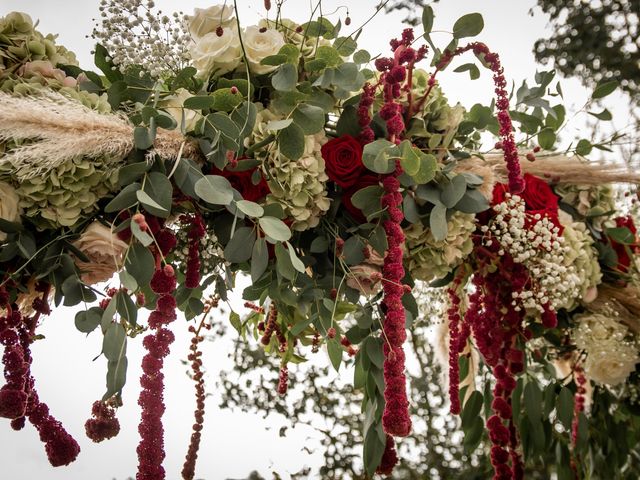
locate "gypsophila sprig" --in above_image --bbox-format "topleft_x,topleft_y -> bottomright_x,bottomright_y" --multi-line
485,194 -> 580,313
92,0 -> 190,77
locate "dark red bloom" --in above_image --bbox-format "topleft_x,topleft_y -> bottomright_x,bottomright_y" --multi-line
85,401 -> 120,443
320,135 -> 366,189
608,216 -> 640,274
376,434 -> 399,476
0,387 -> 27,419
150,266 -> 177,295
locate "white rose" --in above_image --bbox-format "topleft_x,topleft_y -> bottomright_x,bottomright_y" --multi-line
585,350 -> 638,386
0,181 -> 21,241
188,5 -> 235,40
162,88 -> 202,132
189,28 -> 242,78
72,221 -> 129,285
243,26 -> 285,75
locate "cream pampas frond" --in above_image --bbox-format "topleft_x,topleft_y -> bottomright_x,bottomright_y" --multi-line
0,91 -> 200,180
484,153 -> 640,185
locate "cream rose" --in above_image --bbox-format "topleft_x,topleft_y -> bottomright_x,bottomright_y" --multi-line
584,351 -> 638,386
188,5 -> 235,40
243,26 -> 285,75
189,27 -> 242,78
162,88 -> 202,132
72,221 -> 128,285
0,181 -> 21,241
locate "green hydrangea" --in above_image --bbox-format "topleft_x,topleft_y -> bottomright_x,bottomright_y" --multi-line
266,132 -> 330,231
558,212 -> 602,310
554,184 -> 616,231
406,70 -> 465,153
405,212 -> 476,282
0,12 -> 78,76
10,157 -> 119,229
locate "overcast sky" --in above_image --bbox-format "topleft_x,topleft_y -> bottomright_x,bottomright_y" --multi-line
0,1 -> 630,480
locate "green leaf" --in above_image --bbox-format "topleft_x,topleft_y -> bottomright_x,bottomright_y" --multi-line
259,216 -> 292,242
364,337 -> 384,369
327,338 -> 342,371
452,13 -> 484,39
461,391 -> 483,429
575,139 -> 592,156
455,188 -> 489,213
414,153 -> 437,184
173,158 -> 205,199
75,307 -> 103,334
266,119 -> 293,131
183,95 -> 216,110
537,128 -> 556,150
292,104 -> 325,134
343,236 -> 365,265
250,237 -> 269,283
104,356 -> 128,401
125,243 -> 155,287
94,44 -> 123,83
272,63 -> 298,92
136,190 -> 167,216
105,182 -> 141,213
278,123 -> 306,160
211,88 -> 243,112
353,49 -> 371,64
224,227 -> 256,263
463,416 -> 484,453
441,175 -> 467,208
141,171 -> 173,217
119,270 -> 138,291
133,126 -> 154,150
235,200 -> 264,218
422,6 -> 435,35
130,219 -> 153,246
103,322 -> 127,361
524,381 -> 543,421
285,241 -> 305,273
194,175 -> 234,205
399,141 -> 420,175
606,226 -> 636,244
310,236 -> 329,253
591,80 -> 618,99
453,63 -> 480,80
334,36 -> 357,56
118,162 -> 151,187
587,109 -> 613,121
430,203 -> 448,241
115,291 -> 138,326
362,139 -> 395,174
315,45 -> 343,68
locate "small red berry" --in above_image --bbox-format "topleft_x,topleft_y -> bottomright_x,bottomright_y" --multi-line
327,327 -> 337,339
526,152 -> 536,162
533,146 -> 541,153
215,26 -> 223,37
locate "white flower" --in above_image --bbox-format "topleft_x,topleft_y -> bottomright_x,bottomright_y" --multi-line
188,5 -> 235,40
72,221 -> 129,285
189,27 -> 242,78
584,351 -> 638,386
162,88 -> 202,132
243,26 -> 285,75
0,181 -> 21,241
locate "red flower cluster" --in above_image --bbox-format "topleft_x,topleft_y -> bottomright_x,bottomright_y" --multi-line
608,216 -> 640,274
181,323 -> 208,480
320,135 -> 365,189
446,276 -> 465,415
432,43 -> 524,194
0,287 -> 80,467
137,262 -> 178,480
380,172 -> 412,438
85,400 -> 120,443
376,434 -> 399,476
493,173 -> 562,231
181,213 -> 206,289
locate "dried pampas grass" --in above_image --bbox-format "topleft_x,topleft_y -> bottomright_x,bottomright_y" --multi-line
0,91 -> 201,180
483,153 -> 640,185
590,284 -> 640,334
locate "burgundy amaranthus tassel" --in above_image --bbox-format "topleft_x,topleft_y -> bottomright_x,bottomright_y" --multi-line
182,213 -> 206,289
376,434 -> 399,476
277,365 -> 288,395
0,286 -> 80,466
182,310 -> 211,480
261,303 -> 278,346
380,170 -> 412,438
137,260 -> 177,480
446,275 -> 465,415
85,400 -> 120,442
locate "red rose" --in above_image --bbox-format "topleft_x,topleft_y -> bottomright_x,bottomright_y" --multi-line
609,216 -> 640,273
492,174 -> 561,231
320,135 -> 365,189
213,166 -> 270,203
342,174 -> 380,223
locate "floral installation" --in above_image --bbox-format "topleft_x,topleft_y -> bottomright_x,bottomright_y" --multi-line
0,2 -> 639,480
